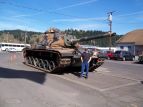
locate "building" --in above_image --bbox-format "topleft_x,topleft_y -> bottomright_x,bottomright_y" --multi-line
116,29 -> 143,56
80,45 -> 119,53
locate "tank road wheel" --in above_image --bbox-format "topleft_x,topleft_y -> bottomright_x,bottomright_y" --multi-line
28,57 -> 32,64
30,57 -> 35,65
49,61 -> 56,70
39,59 -> 44,68
33,58 -> 36,66
33,58 -> 38,67
41,60 -> 46,69
44,60 -> 51,71
35,58 -> 41,67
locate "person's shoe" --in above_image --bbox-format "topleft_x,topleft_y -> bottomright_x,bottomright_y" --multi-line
85,75 -> 88,79
79,75 -> 83,78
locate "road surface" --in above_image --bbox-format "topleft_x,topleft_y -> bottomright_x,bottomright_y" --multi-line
0,52 -> 143,107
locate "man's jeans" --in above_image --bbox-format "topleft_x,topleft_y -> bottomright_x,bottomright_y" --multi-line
81,61 -> 89,77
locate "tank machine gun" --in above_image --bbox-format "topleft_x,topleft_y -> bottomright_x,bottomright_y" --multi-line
23,28 -> 115,73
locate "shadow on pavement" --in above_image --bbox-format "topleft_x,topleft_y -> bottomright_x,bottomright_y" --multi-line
53,66 -> 98,77
53,67 -> 82,78
0,67 -> 46,84
133,61 -> 143,64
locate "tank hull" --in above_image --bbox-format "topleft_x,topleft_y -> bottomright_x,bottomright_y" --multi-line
23,48 -> 104,73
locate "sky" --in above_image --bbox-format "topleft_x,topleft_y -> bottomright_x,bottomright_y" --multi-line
0,0 -> 143,34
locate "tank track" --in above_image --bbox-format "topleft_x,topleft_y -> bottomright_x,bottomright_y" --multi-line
23,49 -> 61,73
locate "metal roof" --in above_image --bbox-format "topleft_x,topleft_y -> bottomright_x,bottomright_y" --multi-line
116,29 -> 143,45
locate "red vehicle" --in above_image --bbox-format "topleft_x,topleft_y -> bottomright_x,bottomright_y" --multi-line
106,51 -> 114,60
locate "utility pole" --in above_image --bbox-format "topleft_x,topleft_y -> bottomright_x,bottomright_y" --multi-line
25,31 -> 27,44
7,32 -> 9,43
107,11 -> 114,51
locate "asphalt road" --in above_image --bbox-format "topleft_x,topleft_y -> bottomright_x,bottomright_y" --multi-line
0,52 -> 143,107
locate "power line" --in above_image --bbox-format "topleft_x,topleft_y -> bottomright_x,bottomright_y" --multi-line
1,1 -> 143,20
0,1 -> 106,21
0,1 -> 81,18
115,10 -> 143,18
54,0 -> 97,11
0,0 -> 108,25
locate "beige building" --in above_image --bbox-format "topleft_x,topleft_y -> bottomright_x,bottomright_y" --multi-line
116,29 -> 143,56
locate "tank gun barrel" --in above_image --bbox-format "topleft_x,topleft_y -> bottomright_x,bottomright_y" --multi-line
70,32 -> 116,44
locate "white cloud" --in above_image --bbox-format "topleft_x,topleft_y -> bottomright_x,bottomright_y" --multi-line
0,21 -> 41,32
11,12 -> 43,18
0,15 -> 40,30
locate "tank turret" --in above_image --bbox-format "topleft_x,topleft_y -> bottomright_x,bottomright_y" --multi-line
39,28 -> 115,48
23,28 -> 115,73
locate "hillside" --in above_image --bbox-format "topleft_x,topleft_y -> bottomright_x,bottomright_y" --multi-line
0,29 -> 122,47
0,29 -> 42,44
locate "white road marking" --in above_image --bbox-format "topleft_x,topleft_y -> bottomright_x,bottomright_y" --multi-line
6,98 -> 21,104
54,75 -> 103,92
96,67 -> 108,71
130,103 -> 138,107
100,82 -> 140,92
97,72 -> 141,82
99,70 -> 111,73
54,74 -> 140,92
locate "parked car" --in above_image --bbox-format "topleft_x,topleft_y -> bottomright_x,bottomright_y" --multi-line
97,51 -> 108,59
106,51 -> 114,60
138,54 -> 143,63
113,50 -> 135,61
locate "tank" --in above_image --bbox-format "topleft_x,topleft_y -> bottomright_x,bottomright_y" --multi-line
23,28 -> 115,73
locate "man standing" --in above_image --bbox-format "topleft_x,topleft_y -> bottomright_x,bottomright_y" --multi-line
80,48 -> 91,78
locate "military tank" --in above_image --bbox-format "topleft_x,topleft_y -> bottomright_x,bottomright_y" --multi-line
23,28 -> 114,73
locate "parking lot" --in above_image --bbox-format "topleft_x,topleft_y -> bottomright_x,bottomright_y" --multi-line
0,52 -> 143,107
